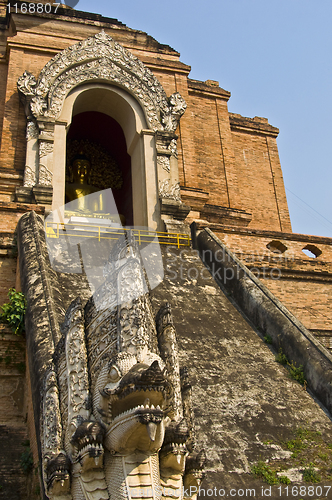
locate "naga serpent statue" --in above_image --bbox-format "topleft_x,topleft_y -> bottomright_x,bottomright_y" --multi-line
41,232 -> 205,500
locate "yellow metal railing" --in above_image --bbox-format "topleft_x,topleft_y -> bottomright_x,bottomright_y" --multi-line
45,222 -> 191,249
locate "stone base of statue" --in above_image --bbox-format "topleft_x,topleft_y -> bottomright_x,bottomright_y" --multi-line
65,216 -> 123,239
67,215 -> 121,226
65,211 -> 125,225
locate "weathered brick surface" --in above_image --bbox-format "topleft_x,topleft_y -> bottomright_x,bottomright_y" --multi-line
0,424 -> 29,499
151,247 -> 332,497
187,93 -> 230,206
0,257 -> 16,304
230,130 -> 286,231
0,331 -> 29,499
25,355 -> 39,468
214,228 -> 332,338
0,330 -> 26,422
260,278 -> 332,331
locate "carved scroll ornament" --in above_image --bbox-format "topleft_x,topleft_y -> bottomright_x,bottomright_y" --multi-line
159,179 -> 181,202
38,165 -> 53,186
26,121 -> 39,141
23,166 -> 36,187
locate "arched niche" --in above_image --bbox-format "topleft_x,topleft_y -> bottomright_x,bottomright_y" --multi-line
67,111 -> 133,226
17,31 -> 189,230
54,84 -> 157,228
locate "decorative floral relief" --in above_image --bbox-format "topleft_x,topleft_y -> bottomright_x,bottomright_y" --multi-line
169,92 -> 187,115
118,262 -> 145,305
157,156 -> 170,173
43,370 -> 62,456
38,165 -> 53,186
44,59 -> 164,132
23,166 -> 36,187
17,71 -> 37,96
26,121 -> 39,141
158,179 -> 181,202
17,31 -> 186,137
66,307 -> 90,420
39,141 -> 53,159
169,138 -> 178,157
30,95 -> 47,117
161,93 -> 187,133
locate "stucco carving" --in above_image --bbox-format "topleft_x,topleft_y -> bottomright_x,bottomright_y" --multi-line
169,138 -> 178,157
39,142 -> 53,159
23,166 -> 36,187
31,96 -> 48,117
17,31 -> 186,135
26,121 -> 39,141
157,156 -> 171,173
41,234 -> 204,499
38,165 -> 53,186
161,93 -> 187,132
159,179 -> 181,202
156,133 -> 178,166
17,70 -> 37,96
17,31 -> 187,196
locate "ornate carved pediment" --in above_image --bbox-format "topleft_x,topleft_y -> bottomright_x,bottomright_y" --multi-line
17,31 -> 186,133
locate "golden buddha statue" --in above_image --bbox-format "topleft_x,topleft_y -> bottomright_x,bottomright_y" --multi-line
65,153 -> 125,224
65,153 -> 104,214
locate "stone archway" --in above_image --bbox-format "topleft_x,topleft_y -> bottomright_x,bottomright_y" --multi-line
55,83 -> 156,227
17,31 -> 189,229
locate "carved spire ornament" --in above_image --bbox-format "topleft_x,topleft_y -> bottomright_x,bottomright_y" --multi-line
41,233 -> 204,499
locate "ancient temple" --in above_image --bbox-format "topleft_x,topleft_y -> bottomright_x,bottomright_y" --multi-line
0,2 -> 332,499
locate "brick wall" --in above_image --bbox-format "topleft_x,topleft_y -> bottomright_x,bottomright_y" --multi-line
230,131 -> 283,230
0,257 -> 16,305
213,227 -> 332,340
0,329 -> 29,499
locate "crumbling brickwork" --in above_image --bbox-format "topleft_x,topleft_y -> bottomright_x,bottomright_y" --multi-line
212,226 -> 332,347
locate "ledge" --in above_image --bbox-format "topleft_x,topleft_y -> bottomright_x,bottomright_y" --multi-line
229,113 -> 279,137
200,204 -> 252,226
195,222 -> 332,245
188,79 -> 231,100
6,4 -> 179,56
141,55 -> 191,74
180,188 -> 209,211
0,201 -> 45,214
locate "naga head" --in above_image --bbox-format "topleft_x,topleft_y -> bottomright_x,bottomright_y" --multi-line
160,418 -> 190,475
71,420 -> 106,472
183,450 -> 207,495
45,451 -> 71,497
96,352 -> 170,454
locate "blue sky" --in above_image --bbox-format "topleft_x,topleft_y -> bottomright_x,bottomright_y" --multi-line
76,0 -> 332,237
